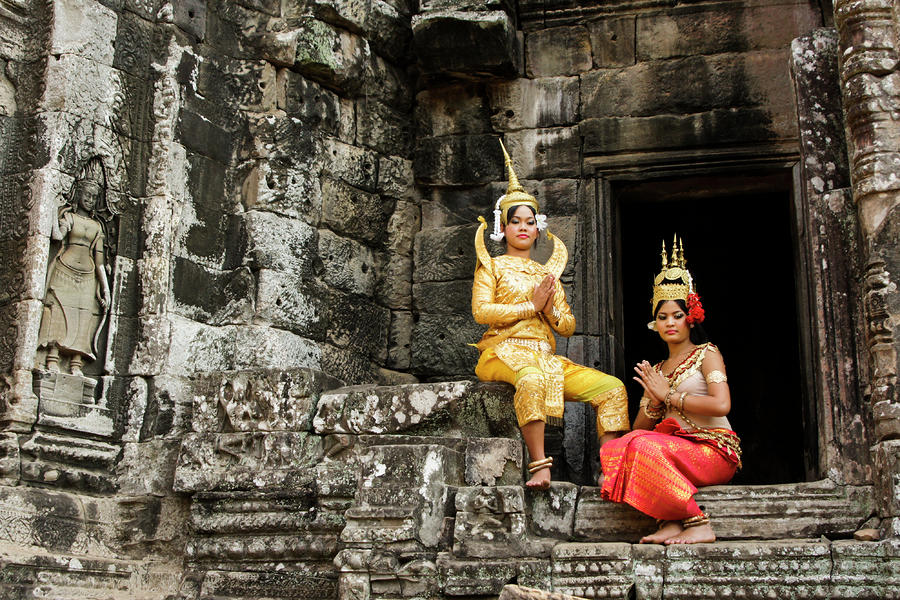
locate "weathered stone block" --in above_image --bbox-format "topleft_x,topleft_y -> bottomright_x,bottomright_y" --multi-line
501,127 -> 580,179
663,540 -> 832,598
454,486 -> 527,557
525,26 -> 591,77
574,480 -> 875,541
388,310 -> 414,369
196,56 -> 276,113
378,154 -> 415,199
386,200 -> 420,256
356,97 -> 412,156
20,432 -> 120,493
527,481 -> 578,539
550,542 -> 634,598
189,368 -> 341,434
321,177 -> 393,248
500,584 -> 590,600
318,229 -> 378,296
465,437 -> 523,486
233,325 -> 322,371
414,222 -> 478,283
241,158 -> 321,223
437,554 -> 518,596
33,371 -> 113,438
321,289 -> 390,359
314,380 -> 500,436
415,84 -> 492,137
197,567 -> 337,600
116,439 -> 182,496
255,270 -> 327,341
414,134 -> 505,186
635,4 -> 820,61
413,279 -> 473,314
113,9 -> 154,76
489,77 -> 580,131
166,315 -> 236,375
411,312 -> 483,377
322,137 -> 379,192
292,17 -> 371,95
587,16 -> 635,68
50,0 -> 117,65
241,210 -> 318,276
173,431 -> 323,492
413,10 -> 521,78
581,51 -> 795,120
172,0 -> 207,40
276,69 -> 344,137
320,343 -> 380,385
344,444 -> 462,547
177,110 -> 234,166
873,440 -> 900,517
0,485 -> 120,557
379,254 -> 413,310
172,258 -> 254,326
580,109 -> 790,155
831,540 -> 900,598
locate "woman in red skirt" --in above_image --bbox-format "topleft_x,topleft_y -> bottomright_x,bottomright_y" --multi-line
600,237 -> 741,544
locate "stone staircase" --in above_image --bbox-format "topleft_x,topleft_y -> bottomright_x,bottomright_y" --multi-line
316,380 -> 899,600
5,375 -> 893,599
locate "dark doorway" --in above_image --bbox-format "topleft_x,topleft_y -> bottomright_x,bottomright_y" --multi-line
615,170 -> 808,484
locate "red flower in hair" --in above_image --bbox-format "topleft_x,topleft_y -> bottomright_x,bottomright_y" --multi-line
686,293 -> 705,324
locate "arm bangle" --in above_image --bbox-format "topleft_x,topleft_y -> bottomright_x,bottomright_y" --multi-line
679,392 -> 687,412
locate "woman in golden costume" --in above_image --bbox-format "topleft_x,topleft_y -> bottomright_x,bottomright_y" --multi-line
600,238 -> 741,544
471,141 -> 630,490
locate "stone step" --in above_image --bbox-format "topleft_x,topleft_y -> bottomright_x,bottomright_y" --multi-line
435,539 -> 900,599
0,547 -> 180,600
573,479 -> 875,542
313,380 -> 519,438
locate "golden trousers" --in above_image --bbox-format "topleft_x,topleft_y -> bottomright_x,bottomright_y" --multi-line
475,344 -> 630,436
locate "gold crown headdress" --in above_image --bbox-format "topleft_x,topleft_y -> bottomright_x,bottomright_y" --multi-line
651,235 -> 695,314
489,140 -> 547,241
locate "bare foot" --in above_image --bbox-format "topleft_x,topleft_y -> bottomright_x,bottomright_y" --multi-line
525,466 -> 551,490
640,520 -> 684,544
664,523 -> 716,544
596,473 -> 604,488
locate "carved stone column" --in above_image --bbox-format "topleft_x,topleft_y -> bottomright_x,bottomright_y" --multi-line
834,0 -> 900,533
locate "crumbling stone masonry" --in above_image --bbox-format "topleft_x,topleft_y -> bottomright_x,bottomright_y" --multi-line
0,0 -> 897,598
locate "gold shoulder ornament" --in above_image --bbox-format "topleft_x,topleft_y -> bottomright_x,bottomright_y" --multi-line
543,230 -> 568,280
475,216 -> 494,275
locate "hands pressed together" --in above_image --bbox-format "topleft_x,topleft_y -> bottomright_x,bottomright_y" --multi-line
633,360 -> 669,405
532,274 -> 556,315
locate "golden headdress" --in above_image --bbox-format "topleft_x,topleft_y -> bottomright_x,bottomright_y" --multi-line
474,140 -> 565,278
651,235 -> 695,314
488,140 -> 546,241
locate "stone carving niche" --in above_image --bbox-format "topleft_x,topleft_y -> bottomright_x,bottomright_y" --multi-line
32,156 -> 119,440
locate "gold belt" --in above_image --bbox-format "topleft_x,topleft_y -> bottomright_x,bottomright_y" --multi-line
502,338 -> 552,355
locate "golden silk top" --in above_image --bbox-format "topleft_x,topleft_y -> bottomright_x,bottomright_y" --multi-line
471,219 -> 573,352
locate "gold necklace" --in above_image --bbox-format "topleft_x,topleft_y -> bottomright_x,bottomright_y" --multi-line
662,346 -> 698,376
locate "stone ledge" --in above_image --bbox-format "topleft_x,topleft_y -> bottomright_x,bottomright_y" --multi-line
575,479 -> 875,542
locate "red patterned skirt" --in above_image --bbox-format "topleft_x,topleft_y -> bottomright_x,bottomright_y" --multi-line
600,418 -> 740,521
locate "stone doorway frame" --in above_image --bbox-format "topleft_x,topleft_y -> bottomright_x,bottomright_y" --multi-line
579,142 -> 870,485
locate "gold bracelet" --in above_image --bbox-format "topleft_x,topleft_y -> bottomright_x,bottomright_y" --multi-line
679,392 -> 687,412
642,403 -> 665,420
664,388 -> 675,409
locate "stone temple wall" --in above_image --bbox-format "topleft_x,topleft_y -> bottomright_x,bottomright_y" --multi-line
409,0 -> 824,381
0,0 -> 896,598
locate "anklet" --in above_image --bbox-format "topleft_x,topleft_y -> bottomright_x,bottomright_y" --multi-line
527,457 -> 553,473
681,512 -> 710,528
